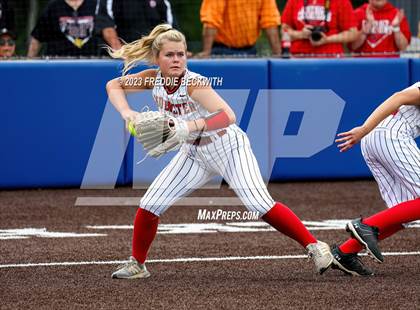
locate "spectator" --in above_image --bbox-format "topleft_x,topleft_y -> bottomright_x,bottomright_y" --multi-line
410,21 -> 420,53
282,0 -> 358,57
27,0 -> 119,57
199,0 -> 281,57
0,27 -> 15,58
351,0 -> 411,57
0,0 -> 15,31
98,0 -> 176,46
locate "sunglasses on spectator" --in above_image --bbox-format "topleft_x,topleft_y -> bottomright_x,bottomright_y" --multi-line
0,38 -> 15,46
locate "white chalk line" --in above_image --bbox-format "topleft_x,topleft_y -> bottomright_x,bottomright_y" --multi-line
2,220 -> 420,240
1,251 -> 420,269
75,197 -> 243,207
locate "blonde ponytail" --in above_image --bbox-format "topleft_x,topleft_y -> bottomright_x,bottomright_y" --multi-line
108,24 -> 187,75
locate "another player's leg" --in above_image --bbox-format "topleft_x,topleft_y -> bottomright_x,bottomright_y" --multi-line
340,132 -> 398,264
339,223 -> 403,257
213,131 -> 333,273
332,201 -> 419,277
347,198 -> 420,261
340,134 -> 420,263
332,134 -> 420,275
330,245 -> 374,276
331,222 -> 403,276
345,218 -> 382,263
360,133 -> 419,261
112,151 -> 214,279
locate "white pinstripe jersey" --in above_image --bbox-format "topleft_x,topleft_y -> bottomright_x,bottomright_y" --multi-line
142,70 -> 274,216
152,69 -> 224,140
376,82 -> 420,139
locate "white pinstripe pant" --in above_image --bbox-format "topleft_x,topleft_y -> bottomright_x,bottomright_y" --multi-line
361,128 -> 420,208
140,127 -> 275,216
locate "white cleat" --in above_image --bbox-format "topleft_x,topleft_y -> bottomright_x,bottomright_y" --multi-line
306,241 -> 334,274
111,256 -> 151,279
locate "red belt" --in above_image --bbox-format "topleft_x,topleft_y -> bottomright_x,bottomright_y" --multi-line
186,129 -> 227,146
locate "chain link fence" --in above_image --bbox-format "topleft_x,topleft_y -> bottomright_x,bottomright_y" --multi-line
4,0 -> 420,58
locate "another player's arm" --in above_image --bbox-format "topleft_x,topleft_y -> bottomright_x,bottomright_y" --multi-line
186,81 -> 236,132
106,69 -> 157,125
336,87 -> 420,152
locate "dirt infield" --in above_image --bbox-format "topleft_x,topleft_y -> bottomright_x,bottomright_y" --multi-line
1,181 -> 419,309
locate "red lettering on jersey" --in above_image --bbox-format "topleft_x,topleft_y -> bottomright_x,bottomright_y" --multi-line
154,93 -> 198,115
162,100 -> 196,115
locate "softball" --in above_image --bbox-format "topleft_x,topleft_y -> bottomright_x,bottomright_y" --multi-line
128,122 -> 137,137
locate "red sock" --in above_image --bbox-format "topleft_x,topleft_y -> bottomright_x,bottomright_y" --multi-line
132,208 -> 159,264
339,224 -> 403,254
262,202 -> 317,248
363,198 -> 420,230
339,199 -> 419,254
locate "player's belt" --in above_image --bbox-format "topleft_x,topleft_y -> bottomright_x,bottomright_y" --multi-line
187,129 -> 227,146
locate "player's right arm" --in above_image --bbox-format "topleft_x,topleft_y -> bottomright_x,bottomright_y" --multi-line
106,69 -> 157,125
336,86 -> 420,152
186,81 -> 236,133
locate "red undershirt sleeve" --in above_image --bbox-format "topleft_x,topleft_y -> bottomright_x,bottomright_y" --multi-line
204,110 -> 230,131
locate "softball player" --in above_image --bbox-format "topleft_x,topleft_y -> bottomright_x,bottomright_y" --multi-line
105,24 -> 333,279
332,82 -> 420,276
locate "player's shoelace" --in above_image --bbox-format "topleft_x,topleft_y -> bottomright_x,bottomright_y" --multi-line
116,258 -> 140,272
349,254 -> 365,267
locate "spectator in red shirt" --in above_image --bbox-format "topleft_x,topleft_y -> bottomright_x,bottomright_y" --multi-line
281,0 -> 358,57
350,0 -> 411,57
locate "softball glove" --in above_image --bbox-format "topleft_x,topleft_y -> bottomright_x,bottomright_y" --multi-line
128,111 -> 189,158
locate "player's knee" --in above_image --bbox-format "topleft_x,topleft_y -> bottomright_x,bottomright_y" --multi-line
139,197 -> 162,216
242,203 -> 268,217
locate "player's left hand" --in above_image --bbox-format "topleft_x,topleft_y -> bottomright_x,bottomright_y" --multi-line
169,118 -> 190,140
335,126 -> 367,152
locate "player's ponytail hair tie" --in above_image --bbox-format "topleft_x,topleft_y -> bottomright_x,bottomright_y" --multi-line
107,24 -> 187,76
